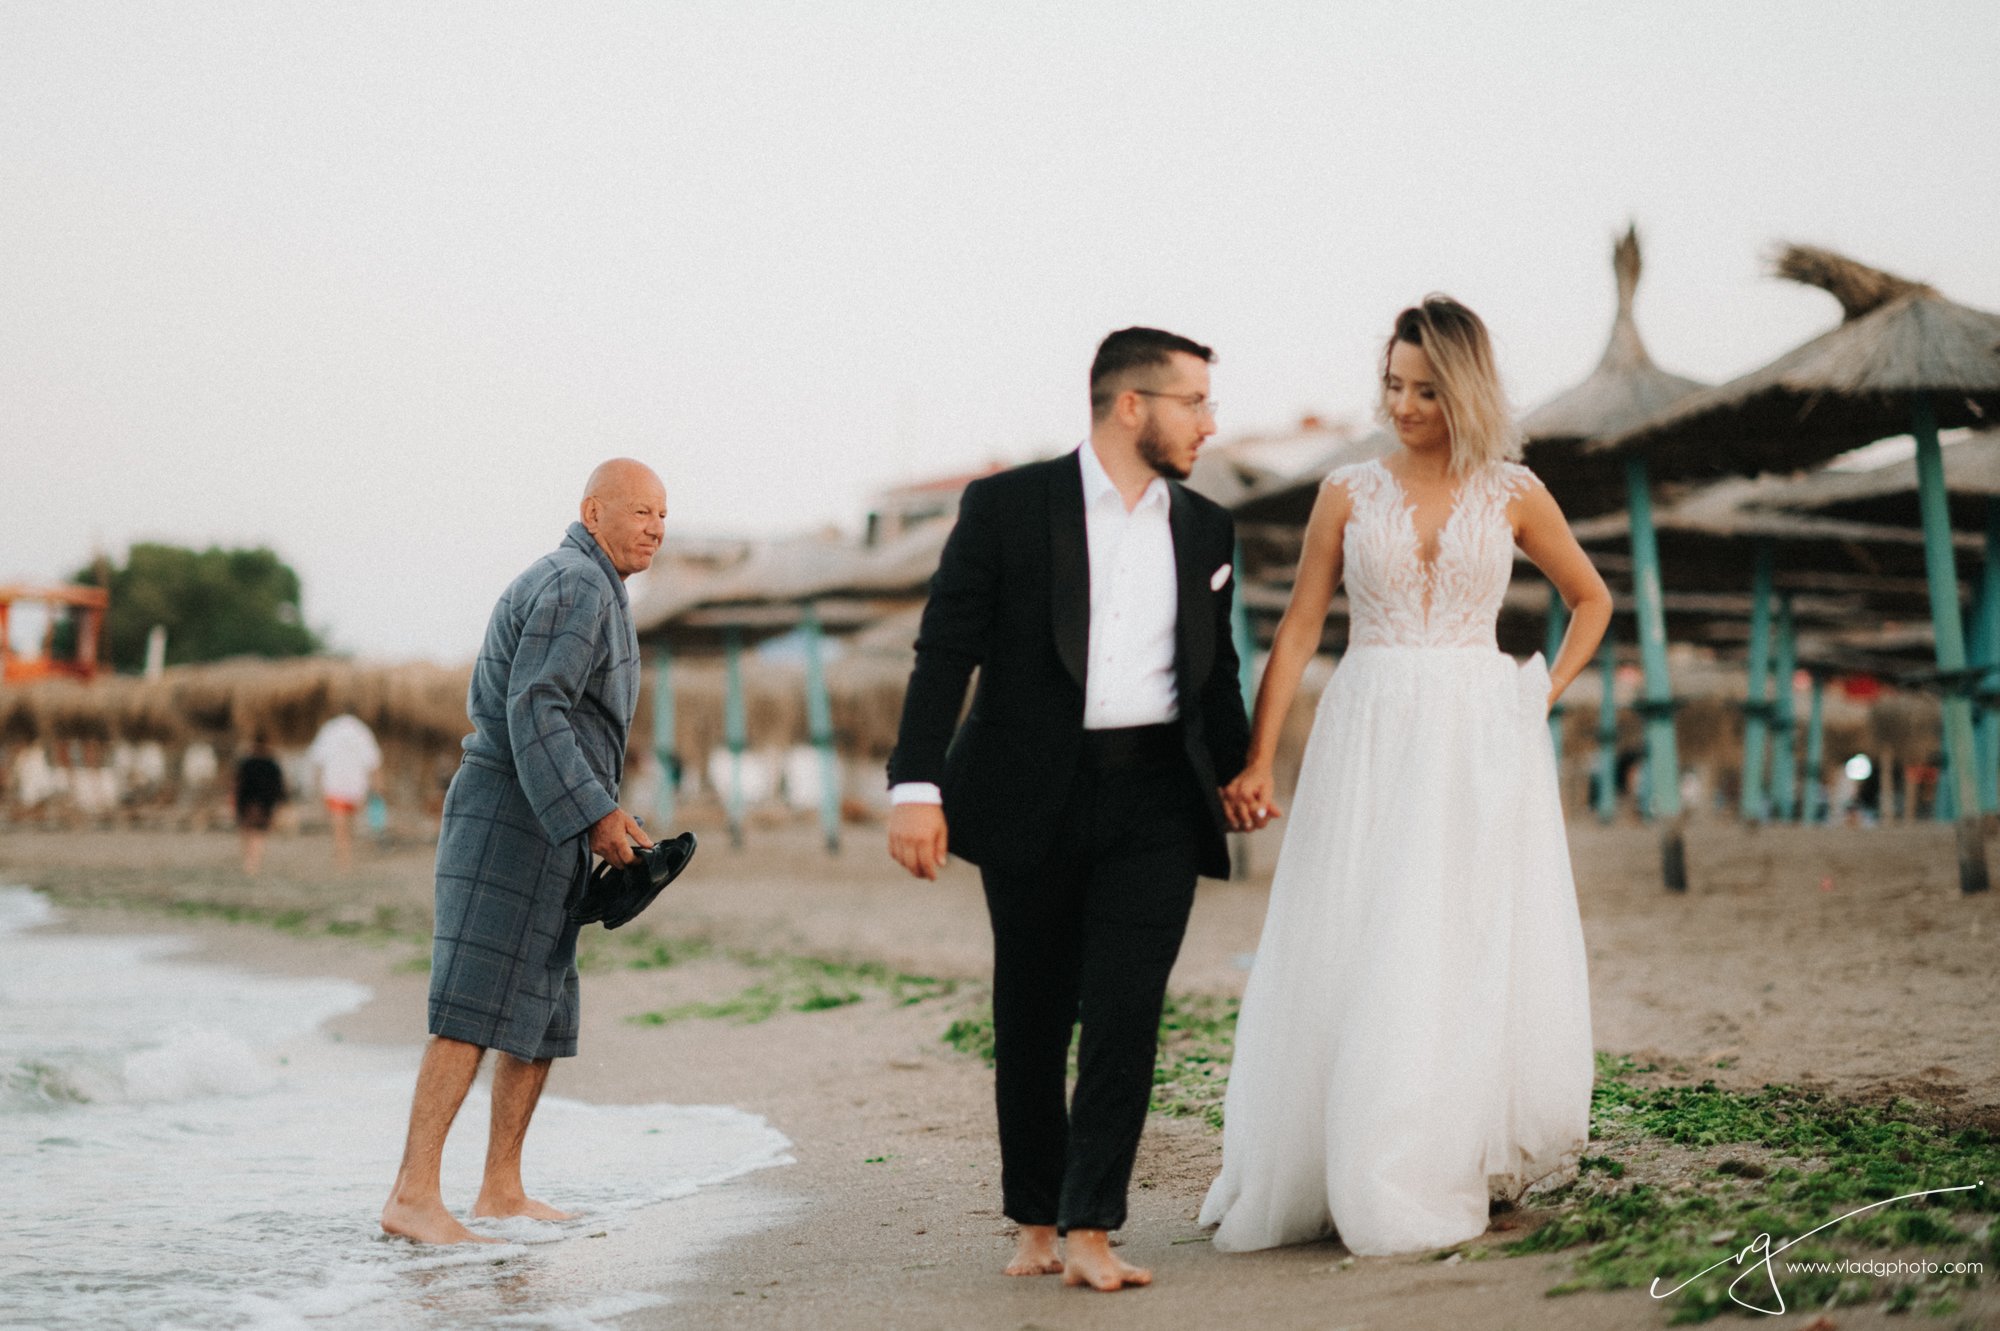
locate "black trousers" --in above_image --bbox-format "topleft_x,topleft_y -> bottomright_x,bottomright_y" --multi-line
978,722 -> 1206,1233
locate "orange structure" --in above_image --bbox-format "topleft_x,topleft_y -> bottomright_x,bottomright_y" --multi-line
0,584 -> 110,683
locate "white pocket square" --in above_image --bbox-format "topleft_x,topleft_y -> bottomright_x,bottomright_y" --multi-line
1210,563 -> 1233,591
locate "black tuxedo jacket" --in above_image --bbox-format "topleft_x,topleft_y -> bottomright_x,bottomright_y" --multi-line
888,450 -> 1252,879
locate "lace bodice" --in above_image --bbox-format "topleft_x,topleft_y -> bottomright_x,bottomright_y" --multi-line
1327,457 -> 1536,650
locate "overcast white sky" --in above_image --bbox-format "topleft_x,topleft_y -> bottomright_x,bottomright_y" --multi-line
4,2 -> 1996,661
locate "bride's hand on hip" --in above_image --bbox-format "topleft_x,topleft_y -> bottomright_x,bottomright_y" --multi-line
1223,767 -> 1283,832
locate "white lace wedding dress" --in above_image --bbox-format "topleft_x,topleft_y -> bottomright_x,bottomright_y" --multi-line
1198,456 -> 1593,1257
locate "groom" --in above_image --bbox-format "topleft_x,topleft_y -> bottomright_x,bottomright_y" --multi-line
887,327 -> 1251,1291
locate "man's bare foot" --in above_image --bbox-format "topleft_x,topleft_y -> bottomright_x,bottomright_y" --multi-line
1061,1229 -> 1150,1291
1002,1223 -> 1063,1276
380,1195 -> 500,1245
472,1192 -> 577,1222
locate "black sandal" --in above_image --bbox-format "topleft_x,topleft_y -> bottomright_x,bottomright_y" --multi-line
570,832 -> 698,929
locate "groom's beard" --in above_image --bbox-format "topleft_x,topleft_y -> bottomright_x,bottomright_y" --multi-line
1136,417 -> 1191,481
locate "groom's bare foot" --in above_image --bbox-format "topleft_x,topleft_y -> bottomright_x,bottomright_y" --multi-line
472,1189 -> 576,1222
380,1194 -> 500,1245
1061,1228 -> 1150,1291
1003,1223 -> 1064,1276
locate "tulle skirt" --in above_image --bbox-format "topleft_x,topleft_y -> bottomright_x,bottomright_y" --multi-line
1198,646 -> 1592,1256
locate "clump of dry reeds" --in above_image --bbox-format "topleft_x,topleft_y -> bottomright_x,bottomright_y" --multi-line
0,658 -> 475,751
1774,245 -> 1935,322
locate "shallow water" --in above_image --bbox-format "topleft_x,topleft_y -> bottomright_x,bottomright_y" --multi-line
0,887 -> 793,1329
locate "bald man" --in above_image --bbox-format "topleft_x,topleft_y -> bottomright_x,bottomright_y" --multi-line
382,459 -> 666,1245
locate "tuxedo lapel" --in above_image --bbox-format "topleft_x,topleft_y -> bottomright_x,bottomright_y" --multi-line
1169,484 -> 1214,690
1048,452 -> 1090,690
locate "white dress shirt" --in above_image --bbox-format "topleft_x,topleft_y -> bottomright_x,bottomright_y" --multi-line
892,443 -> 1180,806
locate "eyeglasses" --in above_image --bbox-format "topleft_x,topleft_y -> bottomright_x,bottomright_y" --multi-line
1134,390 -> 1218,419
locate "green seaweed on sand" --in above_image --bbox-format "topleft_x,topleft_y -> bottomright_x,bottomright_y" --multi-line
153,896 -> 427,947
1151,993 -> 1239,1129
629,984 -> 789,1026
624,950 -> 957,1027
1511,1054 -> 1997,1322
936,992 -> 1241,1128
938,1018 -> 1996,1322
575,928 -> 714,975
940,1009 -> 998,1064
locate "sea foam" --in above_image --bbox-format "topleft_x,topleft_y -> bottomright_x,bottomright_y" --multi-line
0,886 -> 794,1330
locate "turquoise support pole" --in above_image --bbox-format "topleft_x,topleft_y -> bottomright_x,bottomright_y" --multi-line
1739,540 -> 1775,823
723,626 -> 747,850
1594,634 -> 1618,824
1974,499 -> 2000,814
1231,540 -> 1257,713
1544,583 -> 1569,765
1625,455 -> 1686,889
801,602 -> 841,854
1770,595 -> 1799,821
651,651 -> 677,830
1802,675 -> 1825,824
1913,395 -> 1989,891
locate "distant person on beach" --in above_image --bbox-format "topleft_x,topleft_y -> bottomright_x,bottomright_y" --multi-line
887,328 -> 1254,1291
233,736 -> 285,875
306,713 -> 381,870
380,459 -> 660,1246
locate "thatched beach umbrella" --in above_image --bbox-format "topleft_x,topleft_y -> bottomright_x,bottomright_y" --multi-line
1603,246 -> 2000,891
1520,225 -> 1711,887
1736,429 -> 2000,814
633,522 -> 951,851
1735,428 -> 2000,528
1522,226 -> 1710,519
1222,430 -> 1397,652
1570,483 -> 1970,824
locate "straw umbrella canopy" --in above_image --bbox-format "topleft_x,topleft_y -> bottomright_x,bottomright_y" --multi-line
1569,476 -> 1980,596
1734,428 -> 2000,532
1598,248 -> 2000,479
1603,246 -> 2000,888
1514,226 -> 1710,882
632,521 -> 950,652
1184,446 -> 1287,512
1521,225 -> 1710,520
1734,430 -> 2000,816
1567,465 -> 1978,828
1226,429 -> 1397,607
629,519 -> 953,850
1567,490 -> 1965,676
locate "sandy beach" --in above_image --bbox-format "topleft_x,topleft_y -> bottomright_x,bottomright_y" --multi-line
5,817 -> 1996,1330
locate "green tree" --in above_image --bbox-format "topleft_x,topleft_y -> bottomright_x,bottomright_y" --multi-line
73,544 -> 322,671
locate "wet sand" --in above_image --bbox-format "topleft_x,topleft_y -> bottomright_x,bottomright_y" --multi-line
4,817 -> 1996,1329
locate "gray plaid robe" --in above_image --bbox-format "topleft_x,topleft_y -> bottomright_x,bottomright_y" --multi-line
427,522 -> 641,1060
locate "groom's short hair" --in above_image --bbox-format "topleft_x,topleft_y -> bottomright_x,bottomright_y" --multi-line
1089,327 -> 1215,420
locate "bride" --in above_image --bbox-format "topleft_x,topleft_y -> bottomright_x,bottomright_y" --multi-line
1199,295 -> 1611,1257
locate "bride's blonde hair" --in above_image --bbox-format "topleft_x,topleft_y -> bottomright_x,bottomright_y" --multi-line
1377,295 -> 1521,476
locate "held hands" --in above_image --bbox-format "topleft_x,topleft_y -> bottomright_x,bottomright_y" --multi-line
887,803 -> 950,881
1222,765 -> 1283,832
588,806 -> 653,868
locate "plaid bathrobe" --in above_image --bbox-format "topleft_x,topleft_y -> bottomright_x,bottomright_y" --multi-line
427,522 -> 641,1060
